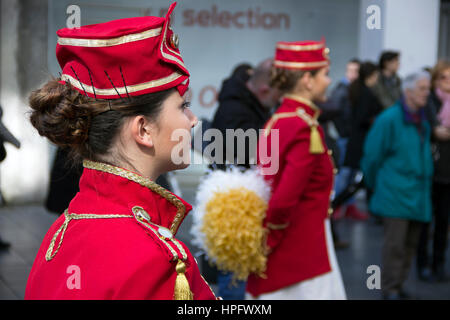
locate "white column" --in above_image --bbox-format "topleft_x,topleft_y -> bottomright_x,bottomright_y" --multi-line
358,0 -> 440,77
383,0 -> 440,77
0,0 -> 50,203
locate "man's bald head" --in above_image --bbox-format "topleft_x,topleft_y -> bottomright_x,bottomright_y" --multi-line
247,58 -> 281,109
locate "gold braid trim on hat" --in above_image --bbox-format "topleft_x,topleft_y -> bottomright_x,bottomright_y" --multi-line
57,27 -> 163,47
83,160 -> 186,234
276,42 -> 325,51
61,72 -> 183,97
273,60 -> 329,70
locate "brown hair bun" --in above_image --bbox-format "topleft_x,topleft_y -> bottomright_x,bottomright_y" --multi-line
29,79 -> 96,157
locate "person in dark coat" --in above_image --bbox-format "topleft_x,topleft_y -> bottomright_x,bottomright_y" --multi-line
207,59 -> 281,300
329,58 -> 360,140
343,62 -> 383,219
0,104 -> 21,249
210,59 -> 279,171
417,60 -> 450,282
345,62 -> 382,169
45,147 -> 83,214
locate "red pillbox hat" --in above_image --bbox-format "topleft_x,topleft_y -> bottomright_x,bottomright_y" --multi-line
274,40 -> 330,71
56,2 -> 189,99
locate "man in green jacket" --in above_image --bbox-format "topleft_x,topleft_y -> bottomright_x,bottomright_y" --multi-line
361,71 -> 433,300
372,51 -> 402,109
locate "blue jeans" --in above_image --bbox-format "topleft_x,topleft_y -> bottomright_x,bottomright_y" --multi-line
217,271 -> 246,300
334,138 -> 355,205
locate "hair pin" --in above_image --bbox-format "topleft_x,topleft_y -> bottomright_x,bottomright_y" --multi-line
87,68 -> 97,100
119,66 -> 131,101
70,66 -> 88,97
104,70 -> 122,99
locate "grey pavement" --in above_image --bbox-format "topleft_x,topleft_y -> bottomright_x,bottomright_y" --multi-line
0,203 -> 449,300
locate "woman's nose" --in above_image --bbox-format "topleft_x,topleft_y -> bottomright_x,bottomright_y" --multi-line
191,112 -> 198,129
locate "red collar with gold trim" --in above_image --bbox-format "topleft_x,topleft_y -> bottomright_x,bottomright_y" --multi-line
68,160 -> 191,236
282,94 -> 321,119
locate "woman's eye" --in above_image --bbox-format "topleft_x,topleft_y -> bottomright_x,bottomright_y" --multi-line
181,101 -> 191,110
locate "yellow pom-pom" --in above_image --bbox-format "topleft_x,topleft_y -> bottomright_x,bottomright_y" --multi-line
201,187 -> 268,283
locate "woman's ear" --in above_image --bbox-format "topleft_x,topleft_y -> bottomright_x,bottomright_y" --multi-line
302,72 -> 314,91
130,115 -> 154,148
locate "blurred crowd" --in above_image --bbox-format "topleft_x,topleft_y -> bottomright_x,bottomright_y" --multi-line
319,52 -> 450,299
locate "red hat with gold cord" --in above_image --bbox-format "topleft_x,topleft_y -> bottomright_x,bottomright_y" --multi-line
55,2 -> 189,99
274,39 -> 330,71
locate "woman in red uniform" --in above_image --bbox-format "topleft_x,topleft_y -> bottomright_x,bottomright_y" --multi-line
25,3 -> 216,300
247,40 -> 347,299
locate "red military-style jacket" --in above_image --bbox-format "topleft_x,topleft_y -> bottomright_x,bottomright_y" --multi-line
247,95 -> 335,297
25,160 -> 217,300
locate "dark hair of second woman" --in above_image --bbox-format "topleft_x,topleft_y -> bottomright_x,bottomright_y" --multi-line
29,78 -> 175,167
348,61 -> 378,108
270,67 -> 319,93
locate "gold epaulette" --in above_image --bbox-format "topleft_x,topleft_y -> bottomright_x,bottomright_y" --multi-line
263,111 -> 298,137
131,206 -> 193,300
263,95 -> 325,154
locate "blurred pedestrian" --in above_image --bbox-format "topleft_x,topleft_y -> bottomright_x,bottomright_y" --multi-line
341,61 -> 382,220
247,40 -> 346,300
45,147 -> 82,215
329,58 -> 360,144
0,104 -> 21,249
327,59 -> 360,222
210,59 -> 279,171
361,71 -> 433,300
372,51 -> 402,109
207,59 -> 280,300
417,60 -> 450,282
229,63 -> 254,83
321,58 -> 360,247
